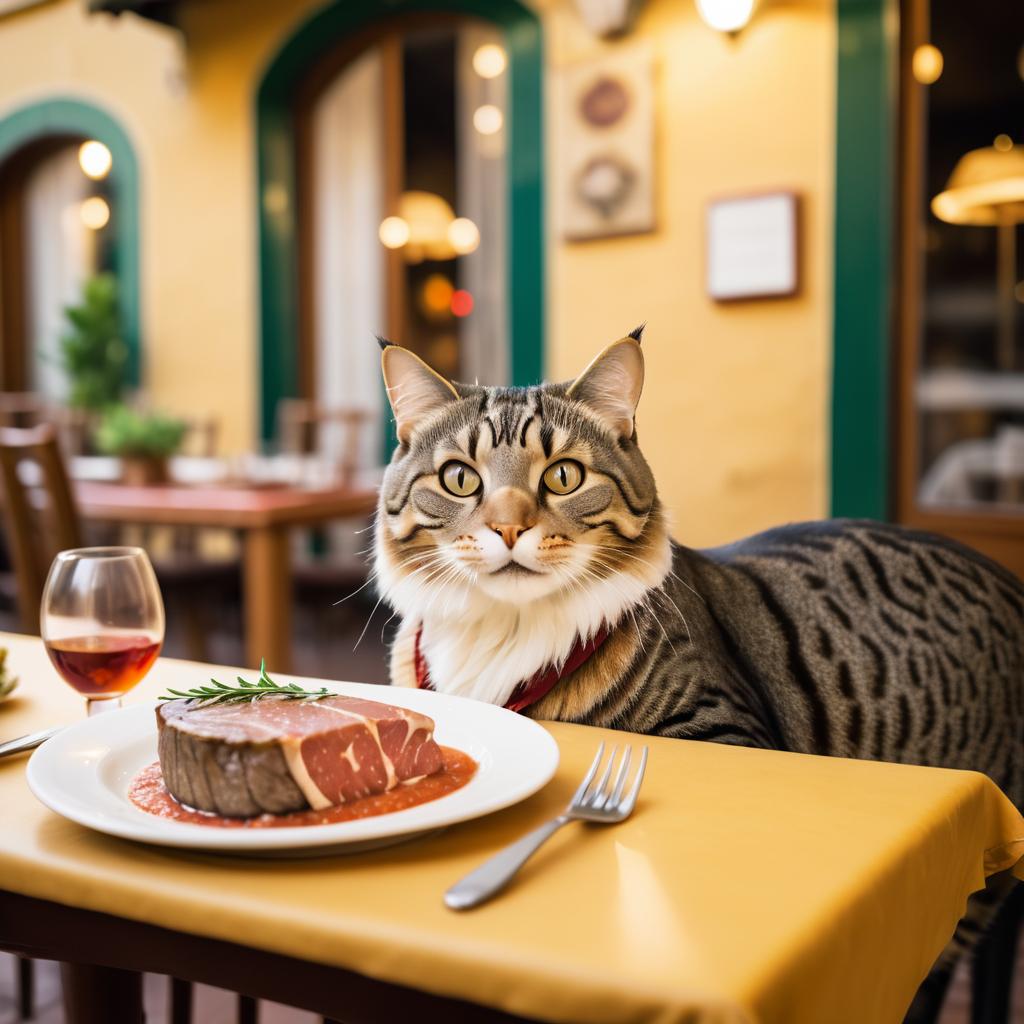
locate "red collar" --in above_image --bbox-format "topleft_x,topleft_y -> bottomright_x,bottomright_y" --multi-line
413,623 -> 610,713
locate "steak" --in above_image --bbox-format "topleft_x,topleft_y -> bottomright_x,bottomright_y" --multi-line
156,695 -> 444,817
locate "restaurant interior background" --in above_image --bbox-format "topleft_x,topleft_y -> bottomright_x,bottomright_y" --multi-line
0,0 -> 1022,1019
0,0 -> 1021,685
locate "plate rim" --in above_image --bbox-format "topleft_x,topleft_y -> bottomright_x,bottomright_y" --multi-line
26,687 -> 559,852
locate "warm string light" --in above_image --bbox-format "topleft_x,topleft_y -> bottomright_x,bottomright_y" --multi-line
448,218 -> 480,255
912,44 -> 944,85
379,216 -> 410,249
473,104 -> 503,136
80,196 -> 110,230
78,140 -> 112,180
472,44 -> 506,79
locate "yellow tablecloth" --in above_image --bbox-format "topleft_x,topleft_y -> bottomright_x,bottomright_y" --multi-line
0,632 -> 1020,1024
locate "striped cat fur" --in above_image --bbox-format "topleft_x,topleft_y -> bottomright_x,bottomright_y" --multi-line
374,331 -> 1023,1022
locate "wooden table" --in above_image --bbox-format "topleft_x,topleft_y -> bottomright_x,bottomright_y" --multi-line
1,634 -> 1022,1024
75,481 -> 377,673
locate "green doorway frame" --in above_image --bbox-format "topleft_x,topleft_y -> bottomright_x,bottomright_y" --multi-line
831,0 -> 898,520
255,0 -> 544,442
0,97 -> 142,387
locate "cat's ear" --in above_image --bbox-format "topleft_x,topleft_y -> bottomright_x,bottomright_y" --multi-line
380,343 -> 459,443
566,336 -> 644,437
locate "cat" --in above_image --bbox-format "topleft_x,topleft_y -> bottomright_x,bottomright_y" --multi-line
373,329 -> 1023,1022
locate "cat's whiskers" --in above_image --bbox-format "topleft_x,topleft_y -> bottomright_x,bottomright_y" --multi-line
583,551 -> 684,650
554,562 -> 647,657
576,559 -> 663,652
584,544 -> 689,629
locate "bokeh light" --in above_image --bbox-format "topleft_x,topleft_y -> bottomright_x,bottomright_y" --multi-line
451,289 -> 474,317
472,44 -> 507,79
78,140 -> 112,180
79,196 -> 110,230
379,216 -> 410,249
473,104 -> 503,136
994,134 -> 1013,152
448,217 -> 480,255
422,274 -> 455,316
912,44 -> 944,85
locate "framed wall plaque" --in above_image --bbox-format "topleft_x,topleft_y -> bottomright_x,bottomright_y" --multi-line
706,192 -> 800,302
559,41 -> 655,241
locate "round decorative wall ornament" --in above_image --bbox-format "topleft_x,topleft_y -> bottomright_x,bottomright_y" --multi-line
574,153 -> 636,218
579,75 -> 631,128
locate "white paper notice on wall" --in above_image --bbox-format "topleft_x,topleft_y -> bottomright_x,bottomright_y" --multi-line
706,193 -> 800,302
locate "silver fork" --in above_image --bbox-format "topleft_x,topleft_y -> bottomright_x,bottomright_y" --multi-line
444,742 -> 648,910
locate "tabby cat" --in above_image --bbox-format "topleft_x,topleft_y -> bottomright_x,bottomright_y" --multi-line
373,330 -> 1023,1021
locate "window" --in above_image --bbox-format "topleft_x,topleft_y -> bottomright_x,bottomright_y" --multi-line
896,0 -> 1024,575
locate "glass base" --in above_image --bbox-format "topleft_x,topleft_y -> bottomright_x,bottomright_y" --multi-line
86,696 -> 124,717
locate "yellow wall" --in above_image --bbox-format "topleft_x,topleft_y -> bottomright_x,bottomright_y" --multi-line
0,0 -> 834,545
543,0 -> 835,546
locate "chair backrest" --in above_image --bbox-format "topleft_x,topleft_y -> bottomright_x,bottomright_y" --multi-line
0,425 -> 83,633
0,391 -> 47,429
276,400 -> 372,485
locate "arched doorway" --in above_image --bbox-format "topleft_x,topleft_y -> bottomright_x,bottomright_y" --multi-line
0,97 -> 141,396
255,0 -> 544,446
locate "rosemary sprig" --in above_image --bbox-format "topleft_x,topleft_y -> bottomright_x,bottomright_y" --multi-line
158,659 -> 332,705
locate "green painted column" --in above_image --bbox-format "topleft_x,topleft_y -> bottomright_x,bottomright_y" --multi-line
831,0 -> 897,520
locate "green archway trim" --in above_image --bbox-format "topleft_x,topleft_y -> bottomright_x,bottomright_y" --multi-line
0,97 -> 142,386
830,0 -> 896,519
255,0 -> 544,441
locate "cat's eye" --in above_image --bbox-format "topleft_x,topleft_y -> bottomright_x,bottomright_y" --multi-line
439,460 -> 481,497
543,460 -> 584,495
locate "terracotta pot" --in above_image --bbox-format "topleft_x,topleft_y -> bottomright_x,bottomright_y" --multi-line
119,455 -> 170,486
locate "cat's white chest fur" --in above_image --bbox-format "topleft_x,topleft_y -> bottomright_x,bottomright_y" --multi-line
384,561 -> 667,706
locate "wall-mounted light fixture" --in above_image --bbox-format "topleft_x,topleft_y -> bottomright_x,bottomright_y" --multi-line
695,0 -> 756,33
573,0 -> 646,38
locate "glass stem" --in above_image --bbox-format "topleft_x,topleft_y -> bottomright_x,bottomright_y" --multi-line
87,697 -> 122,717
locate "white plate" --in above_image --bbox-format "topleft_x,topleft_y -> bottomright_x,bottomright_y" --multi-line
27,682 -> 559,855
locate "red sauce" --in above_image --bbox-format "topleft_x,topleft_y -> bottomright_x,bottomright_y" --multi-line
128,746 -> 477,828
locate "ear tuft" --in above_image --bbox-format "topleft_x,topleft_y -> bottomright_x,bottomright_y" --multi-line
628,323 -> 645,343
375,334 -> 393,351
566,338 -> 645,437
381,345 -> 459,443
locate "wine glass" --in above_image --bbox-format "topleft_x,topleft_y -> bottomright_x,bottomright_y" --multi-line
41,547 -> 164,716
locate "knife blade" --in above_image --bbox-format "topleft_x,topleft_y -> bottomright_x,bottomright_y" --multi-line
0,726 -> 61,758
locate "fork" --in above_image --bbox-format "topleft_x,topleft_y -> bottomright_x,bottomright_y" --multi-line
444,742 -> 648,910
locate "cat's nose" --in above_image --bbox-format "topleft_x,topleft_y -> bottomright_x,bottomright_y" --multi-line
490,523 -> 527,549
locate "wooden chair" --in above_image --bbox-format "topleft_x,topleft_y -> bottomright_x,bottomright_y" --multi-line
0,427 -> 244,1024
0,425 -> 82,633
275,400 -> 375,611
276,399 -> 372,486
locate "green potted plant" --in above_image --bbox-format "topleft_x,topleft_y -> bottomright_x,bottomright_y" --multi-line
94,404 -> 188,485
60,273 -> 128,411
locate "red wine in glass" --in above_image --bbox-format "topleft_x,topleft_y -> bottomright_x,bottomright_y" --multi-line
44,635 -> 162,698
41,547 -> 165,715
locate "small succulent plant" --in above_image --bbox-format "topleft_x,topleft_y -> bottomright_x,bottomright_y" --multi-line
0,648 -> 18,699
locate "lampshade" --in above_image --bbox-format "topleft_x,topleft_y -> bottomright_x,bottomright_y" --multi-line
931,145 -> 1024,225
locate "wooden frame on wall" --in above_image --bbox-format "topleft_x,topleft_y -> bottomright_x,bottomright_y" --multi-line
705,191 -> 800,303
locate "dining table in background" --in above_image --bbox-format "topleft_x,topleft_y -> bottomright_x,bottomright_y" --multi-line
0,632 -> 1022,1024
73,479 -> 378,673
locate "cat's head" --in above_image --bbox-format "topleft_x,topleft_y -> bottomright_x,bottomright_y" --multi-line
374,329 -> 670,621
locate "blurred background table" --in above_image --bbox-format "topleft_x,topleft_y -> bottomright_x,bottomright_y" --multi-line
74,478 -> 378,672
